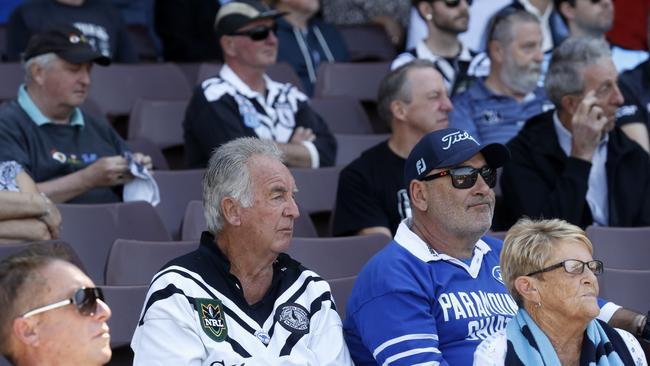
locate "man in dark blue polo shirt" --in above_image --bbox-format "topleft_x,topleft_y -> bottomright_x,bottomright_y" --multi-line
0,24 -> 151,203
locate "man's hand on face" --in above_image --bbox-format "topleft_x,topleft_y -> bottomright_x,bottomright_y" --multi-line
570,90 -> 609,162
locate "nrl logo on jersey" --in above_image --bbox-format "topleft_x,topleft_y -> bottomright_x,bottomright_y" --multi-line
276,303 -> 310,335
196,298 -> 228,342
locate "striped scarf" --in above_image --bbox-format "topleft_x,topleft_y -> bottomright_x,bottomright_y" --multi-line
505,309 -> 635,365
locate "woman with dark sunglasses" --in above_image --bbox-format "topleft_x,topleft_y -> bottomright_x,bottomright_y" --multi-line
474,218 -> 646,366
0,252 -> 112,366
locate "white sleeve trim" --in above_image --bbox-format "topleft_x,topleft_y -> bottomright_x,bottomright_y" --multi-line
382,347 -> 441,366
597,302 -> 621,323
301,141 -> 319,168
373,333 -> 439,358
615,328 -> 648,366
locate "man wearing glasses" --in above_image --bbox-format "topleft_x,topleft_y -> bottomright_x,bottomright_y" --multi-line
343,127 -> 649,365
0,252 -> 111,365
501,37 -> 650,229
393,0 -> 485,96
183,0 -> 336,169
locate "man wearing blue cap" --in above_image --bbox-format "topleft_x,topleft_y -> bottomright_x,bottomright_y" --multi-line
343,128 -> 647,365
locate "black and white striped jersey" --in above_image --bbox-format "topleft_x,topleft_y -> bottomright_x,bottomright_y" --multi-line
131,232 -> 352,366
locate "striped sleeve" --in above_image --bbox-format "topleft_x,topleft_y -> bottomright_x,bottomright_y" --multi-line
351,291 -> 449,366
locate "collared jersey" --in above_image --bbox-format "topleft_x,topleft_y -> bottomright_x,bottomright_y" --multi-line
450,79 -> 555,145
344,221 -> 517,366
183,64 -> 336,168
131,232 -> 352,366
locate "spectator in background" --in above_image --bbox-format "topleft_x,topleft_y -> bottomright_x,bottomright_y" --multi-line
154,0 -> 223,62
183,0 -> 336,168
555,0 -> 647,72
393,0 -> 485,96
501,37 -> 650,229
0,25 -> 152,203
322,0 -> 410,48
271,0 -> 349,96
450,10 -> 554,144
498,0 -> 568,53
7,0 -> 138,63
616,13 -> 650,153
0,252 -> 112,366
333,60 -> 452,238
0,161 -> 61,243
132,137 -> 352,365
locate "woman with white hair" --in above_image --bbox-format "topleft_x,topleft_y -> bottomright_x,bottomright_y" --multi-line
474,218 -> 647,365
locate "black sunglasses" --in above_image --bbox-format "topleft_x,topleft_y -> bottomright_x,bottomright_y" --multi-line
525,259 -> 604,277
230,24 -> 277,41
436,0 -> 473,7
22,287 -> 104,318
420,165 -> 497,189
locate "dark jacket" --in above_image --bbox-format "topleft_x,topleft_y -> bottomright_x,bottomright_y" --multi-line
500,110 -> 650,228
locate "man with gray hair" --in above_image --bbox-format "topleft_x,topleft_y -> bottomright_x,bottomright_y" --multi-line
450,9 -> 555,144
131,137 -> 352,365
333,60 -> 452,237
501,36 -> 650,229
0,24 -> 151,203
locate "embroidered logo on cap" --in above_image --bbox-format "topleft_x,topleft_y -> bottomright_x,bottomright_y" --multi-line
276,303 -> 309,335
441,130 -> 479,150
196,298 -> 228,342
416,158 -> 426,175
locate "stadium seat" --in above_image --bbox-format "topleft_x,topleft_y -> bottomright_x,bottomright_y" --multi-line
335,133 -> 390,166
105,239 -> 199,285
154,169 -> 205,239
0,63 -> 23,103
586,226 -> 650,270
126,138 -> 170,170
102,285 -> 149,347
286,234 -> 391,279
87,63 -> 192,118
329,275 -> 357,319
0,240 -> 84,271
337,24 -> 396,62
57,201 -> 171,284
180,200 -> 318,240
310,96 -> 373,134
290,166 -> 342,215
598,268 -> 650,313
128,99 -> 188,150
196,62 -> 304,92
314,62 -> 390,101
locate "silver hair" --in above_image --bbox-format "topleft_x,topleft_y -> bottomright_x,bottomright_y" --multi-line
202,137 -> 284,234
23,53 -> 58,84
487,9 -> 539,54
544,37 -> 612,109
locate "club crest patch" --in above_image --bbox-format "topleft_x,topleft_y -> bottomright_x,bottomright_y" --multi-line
196,298 -> 228,342
276,303 -> 310,335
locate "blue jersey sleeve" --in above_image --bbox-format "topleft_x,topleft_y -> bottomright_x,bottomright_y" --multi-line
351,291 -> 450,366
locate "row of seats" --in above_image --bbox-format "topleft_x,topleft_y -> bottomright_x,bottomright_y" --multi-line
0,23 -> 398,64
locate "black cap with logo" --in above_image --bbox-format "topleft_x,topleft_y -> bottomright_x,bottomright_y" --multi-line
23,24 -> 111,66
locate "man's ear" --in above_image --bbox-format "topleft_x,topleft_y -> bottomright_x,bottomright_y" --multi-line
514,276 -> 541,304
220,197 -> 242,226
409,180 -> 429,212
488,40 -> 505,65
12,317 -> 39,347
417,1 -> 434,21
560,94 -> 580,116
30,63 -> 46,86
558,1 -> 576,23
220,36 -> 237,58
390,99 -> 407,122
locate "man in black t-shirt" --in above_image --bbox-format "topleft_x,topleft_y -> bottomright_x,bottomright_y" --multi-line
333,60 -> 453,237
0,25 -> 151,203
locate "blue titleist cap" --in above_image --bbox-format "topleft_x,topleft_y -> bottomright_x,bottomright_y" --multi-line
404,128 -> 510,194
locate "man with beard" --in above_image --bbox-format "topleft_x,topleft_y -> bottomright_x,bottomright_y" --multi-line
392,0 -> 485,96
449,10 -> 554,144
501,37 -> 650,229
